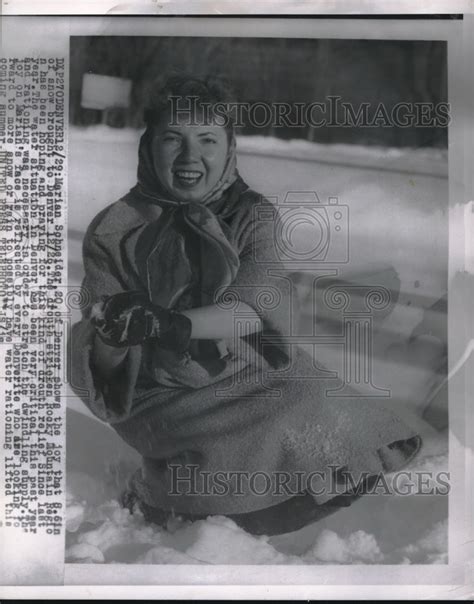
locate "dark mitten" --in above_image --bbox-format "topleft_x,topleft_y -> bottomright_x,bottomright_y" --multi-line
90,291 -> 192,352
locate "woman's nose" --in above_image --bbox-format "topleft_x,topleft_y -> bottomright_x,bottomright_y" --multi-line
177,138 -> 199,164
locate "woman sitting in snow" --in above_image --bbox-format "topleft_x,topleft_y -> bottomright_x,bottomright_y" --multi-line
71,74 -> 422,535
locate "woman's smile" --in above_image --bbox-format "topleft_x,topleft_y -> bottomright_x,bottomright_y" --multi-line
152,113 -> 229,202
173,168 -> 204,188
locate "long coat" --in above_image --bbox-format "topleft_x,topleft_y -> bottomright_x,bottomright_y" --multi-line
70,183 -> 421,516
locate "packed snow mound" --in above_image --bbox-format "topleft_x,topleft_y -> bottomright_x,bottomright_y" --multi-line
303,529 -> 383,564
65,498 -> 297,565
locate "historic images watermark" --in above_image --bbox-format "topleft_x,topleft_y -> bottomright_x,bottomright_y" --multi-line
168,464 -> 451,498
168,95 -> 451,129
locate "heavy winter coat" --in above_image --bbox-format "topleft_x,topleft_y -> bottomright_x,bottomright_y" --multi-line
70,186 -> 422,515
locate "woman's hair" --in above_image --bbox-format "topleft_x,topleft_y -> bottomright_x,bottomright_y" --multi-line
144,73 -> 237,140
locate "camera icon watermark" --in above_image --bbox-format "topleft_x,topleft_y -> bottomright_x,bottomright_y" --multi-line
214,190 -> 393,400
253,191 -> 349,265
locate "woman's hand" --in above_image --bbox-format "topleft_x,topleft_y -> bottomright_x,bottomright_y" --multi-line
90,291 -> 192,352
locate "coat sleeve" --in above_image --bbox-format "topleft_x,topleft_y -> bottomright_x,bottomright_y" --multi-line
217,199 -> 295,370
69,228 -> 143,423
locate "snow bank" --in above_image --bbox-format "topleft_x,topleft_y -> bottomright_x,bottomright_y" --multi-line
70,126 -> 448,173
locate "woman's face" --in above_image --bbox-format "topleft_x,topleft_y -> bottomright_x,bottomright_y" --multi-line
152,112 -> 229,202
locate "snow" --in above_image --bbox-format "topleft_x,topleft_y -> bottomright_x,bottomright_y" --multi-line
304,529 -> 383,564
67,125 -> 454,566
69,125 -> 448,169
65,418 -> 449,565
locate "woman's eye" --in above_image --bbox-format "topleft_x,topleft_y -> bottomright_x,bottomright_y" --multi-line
161,134 -> 181,144
201,137 -> 217,144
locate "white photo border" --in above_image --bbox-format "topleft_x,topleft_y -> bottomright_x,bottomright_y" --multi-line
0,4 -> 472,600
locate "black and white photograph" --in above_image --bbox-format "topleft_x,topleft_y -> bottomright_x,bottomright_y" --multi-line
0,5 -> 472,598
66,34 -> 451,565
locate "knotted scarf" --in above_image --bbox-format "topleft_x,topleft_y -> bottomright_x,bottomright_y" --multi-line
130,125 -> 250,371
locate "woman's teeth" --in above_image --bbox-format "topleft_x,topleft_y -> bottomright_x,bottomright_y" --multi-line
174,170 -> 203,185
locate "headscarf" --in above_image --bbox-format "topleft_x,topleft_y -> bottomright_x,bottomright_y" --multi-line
136,125 -> 241,209
130,123 -> 249,364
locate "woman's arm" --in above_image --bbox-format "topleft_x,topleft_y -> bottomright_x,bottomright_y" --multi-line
91,301 -> 261,371
180,302 -> 261,339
